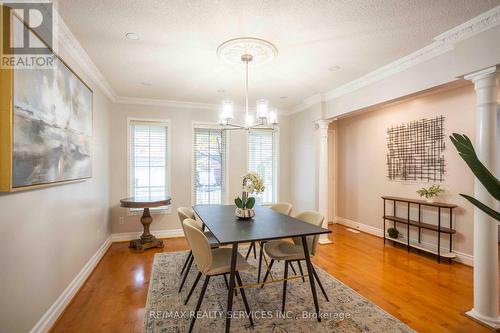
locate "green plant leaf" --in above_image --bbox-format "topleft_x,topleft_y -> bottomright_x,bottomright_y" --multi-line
246,197 -> 256,209
450,133 -> 500,201
460,194 -> 500,222
235,197 -> 243,208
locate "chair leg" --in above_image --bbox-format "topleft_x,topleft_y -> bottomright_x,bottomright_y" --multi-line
312,266 -> 329,302
245,242 -> 255,260
297,260 -> 305,282
282,261 -> 289,313
236,272 -> 254,327
184,272 -> 202,305
179,255 -> 194,293
223,274 -> 237,296
180,251 -> 192,275
257,242 -> 264,283
260,259 -> 275,288
252,242 -> 257,259
188,275 -> 210,333
289,261 -> 297,275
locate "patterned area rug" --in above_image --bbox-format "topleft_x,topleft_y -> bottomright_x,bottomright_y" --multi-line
143,249 -> 414,333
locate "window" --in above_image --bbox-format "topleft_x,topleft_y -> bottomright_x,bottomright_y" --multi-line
193,127 -> 226,204
128,120 -> 169,208
248,130 -> 277,203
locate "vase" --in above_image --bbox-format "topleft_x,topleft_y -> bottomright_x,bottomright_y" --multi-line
426,197 -> 434,203
235,208 -> 255,220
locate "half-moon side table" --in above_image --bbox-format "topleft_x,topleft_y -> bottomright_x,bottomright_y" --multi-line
120,196 -> 171,252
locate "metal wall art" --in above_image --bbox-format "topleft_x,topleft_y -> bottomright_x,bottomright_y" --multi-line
386,116 -> 445,182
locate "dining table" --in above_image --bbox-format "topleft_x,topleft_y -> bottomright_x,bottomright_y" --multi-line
192,204 -> 332,333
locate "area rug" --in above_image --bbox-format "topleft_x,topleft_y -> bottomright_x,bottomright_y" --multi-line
143,249 -> 414,332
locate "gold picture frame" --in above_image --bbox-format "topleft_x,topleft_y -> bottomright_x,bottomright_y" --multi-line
0,5 -> 93,192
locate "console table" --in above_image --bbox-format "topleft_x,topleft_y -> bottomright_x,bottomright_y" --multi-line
382,196 -> 457,263
120,196 -> 171,252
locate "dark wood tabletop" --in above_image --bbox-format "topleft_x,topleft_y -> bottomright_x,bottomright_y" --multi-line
120,196 -> 171,209
193,204 -> 331,244
381,196 -> 457,208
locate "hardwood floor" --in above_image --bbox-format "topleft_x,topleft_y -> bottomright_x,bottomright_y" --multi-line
51,224 -> 495,333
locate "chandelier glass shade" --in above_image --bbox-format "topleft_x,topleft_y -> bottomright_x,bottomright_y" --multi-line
217,38 -> 278,131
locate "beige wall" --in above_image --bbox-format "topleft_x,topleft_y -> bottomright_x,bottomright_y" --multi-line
0,56 -> 112,331
335,85 -> 477,256
109,104 -> 291,234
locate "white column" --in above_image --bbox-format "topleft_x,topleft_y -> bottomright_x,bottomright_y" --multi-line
316,119 -> 333,244
464,66 -> 500,329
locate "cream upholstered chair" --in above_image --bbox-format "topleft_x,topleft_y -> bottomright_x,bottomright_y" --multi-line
246,202 -> 293,260
261,211 -> 329,312
177,207 -> 220,294
182,219 -> 253,332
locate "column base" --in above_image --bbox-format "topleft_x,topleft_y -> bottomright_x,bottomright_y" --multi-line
465,309 -> 500,330
318,235 -> 333,245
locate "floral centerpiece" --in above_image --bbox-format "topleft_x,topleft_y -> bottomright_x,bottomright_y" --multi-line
235,172 -> 265,220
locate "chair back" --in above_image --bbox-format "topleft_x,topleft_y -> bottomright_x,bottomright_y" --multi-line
178,207 -> 204,231
292,211 -> 324,256
183,219 -> 212,274
267,202 -> 293,216
177,207 -> 195,222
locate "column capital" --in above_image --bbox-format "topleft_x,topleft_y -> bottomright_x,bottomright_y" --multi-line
314,119 -> 333,130
464,66 -> 498,82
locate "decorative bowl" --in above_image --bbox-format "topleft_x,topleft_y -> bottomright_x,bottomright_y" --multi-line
235,208 -> 255,220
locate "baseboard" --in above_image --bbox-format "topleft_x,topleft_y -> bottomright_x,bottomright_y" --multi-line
30,236 -> 112,333
334,216 -> 473,266
111,228 -> 184,242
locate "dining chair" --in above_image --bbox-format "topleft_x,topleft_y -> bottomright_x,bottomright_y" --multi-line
246,203 -> 293,261
182,218 -> 253,333
246,203 -> 293,283
177,207 -> 220,294
260,210 -> 329,313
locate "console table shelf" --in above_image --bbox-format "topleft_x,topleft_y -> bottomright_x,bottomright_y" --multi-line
382,196 -> 458,263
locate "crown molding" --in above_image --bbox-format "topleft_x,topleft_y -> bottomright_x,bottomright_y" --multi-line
53,10 -> 117,102
434,5 -> 500,44
290,5 -> 500,114
289,93 -> 323,114
115,96 -> 215,110
115,96 -> 291,115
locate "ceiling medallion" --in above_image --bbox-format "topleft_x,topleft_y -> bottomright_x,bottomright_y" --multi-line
216,37 -> 279,131
217,37 -> 278,67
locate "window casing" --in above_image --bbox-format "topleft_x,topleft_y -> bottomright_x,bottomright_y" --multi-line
247,129 -> 277,203
128,120 -> 170,211
193,126 -> 227,205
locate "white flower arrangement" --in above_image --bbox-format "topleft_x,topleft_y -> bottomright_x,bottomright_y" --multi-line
235,172 -> 265,210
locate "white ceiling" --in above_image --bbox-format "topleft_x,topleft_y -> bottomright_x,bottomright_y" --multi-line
57,0 -> 500,111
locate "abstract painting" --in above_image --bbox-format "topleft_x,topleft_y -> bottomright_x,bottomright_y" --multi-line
386,116 -> 445,182
7,18 -> 93,189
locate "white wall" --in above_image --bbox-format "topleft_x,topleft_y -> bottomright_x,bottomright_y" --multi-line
289,103 -> 321,213
335,85 -> 477,256
0,54 -> 112,332
109,104 -> 291,234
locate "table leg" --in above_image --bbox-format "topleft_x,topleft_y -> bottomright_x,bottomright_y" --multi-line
302,236 -> 320,322
129,208 -> 163,252
257,242 -> 263,283
225,243 -> 238,333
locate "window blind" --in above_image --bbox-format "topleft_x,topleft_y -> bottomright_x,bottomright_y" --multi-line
248,130 -> 277,203
193,127 -> 226,205
129,121 -> 168,201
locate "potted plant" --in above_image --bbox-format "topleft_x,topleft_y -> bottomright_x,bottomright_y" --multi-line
235,172 -> 265,220
416,184 -> 444,203
387,227 -> 399,239
450,134 -> 499,222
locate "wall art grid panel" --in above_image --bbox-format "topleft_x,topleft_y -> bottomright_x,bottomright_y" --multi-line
386,116 -> 445,182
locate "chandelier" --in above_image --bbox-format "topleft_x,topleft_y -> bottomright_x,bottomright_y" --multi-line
216,38 -> 279,130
